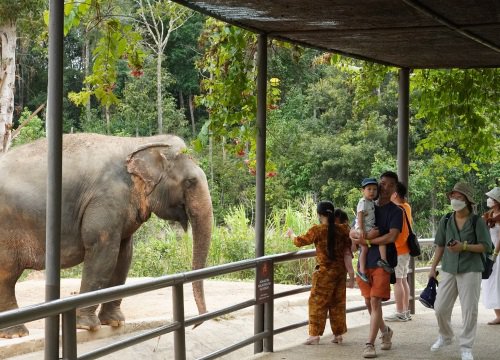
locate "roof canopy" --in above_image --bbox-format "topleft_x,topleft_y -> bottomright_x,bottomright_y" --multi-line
174,0 -> 500,68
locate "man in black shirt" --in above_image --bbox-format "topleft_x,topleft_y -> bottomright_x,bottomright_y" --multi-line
351,171 -> 403,358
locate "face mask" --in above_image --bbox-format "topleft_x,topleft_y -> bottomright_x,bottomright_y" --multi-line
450,198 -> 467,211
487,198 -> 497,208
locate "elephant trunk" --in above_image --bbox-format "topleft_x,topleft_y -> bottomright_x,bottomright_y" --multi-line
186,170 -> 213,318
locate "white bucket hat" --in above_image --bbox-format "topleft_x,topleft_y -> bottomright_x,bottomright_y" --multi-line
485,187 -> 500,203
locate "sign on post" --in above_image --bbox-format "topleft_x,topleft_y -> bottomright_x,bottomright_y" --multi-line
256,260 -> 273,304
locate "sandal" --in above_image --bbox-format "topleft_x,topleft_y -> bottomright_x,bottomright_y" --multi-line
304,335 -> 320,345
331,335 -> 343,344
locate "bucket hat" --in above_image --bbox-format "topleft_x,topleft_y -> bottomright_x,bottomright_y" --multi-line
447,182 -> 476,205
361,177 -> 378,188
485,187 -> 500,203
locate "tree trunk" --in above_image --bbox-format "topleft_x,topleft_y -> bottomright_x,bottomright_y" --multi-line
17,52 -> 23,113
84,37 -> 91,124
157,50 -> 163,134
105,105 -> 110,134
189,93 -> 195,135
179,90 -> 184,109
0,21 -> 17,153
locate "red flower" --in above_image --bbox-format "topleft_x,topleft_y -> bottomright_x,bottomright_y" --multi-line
236,149 -> 245,157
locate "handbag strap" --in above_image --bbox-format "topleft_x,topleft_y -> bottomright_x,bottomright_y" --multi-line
444,212 -> 478,243
400,206 -> 413,233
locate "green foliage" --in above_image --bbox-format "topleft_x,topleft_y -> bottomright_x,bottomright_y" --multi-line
127,199 -> 322,283
412,68 -> 500,168
196,19 -> 258,145
11,108 -> 46,147
0,0 -> 45,23
195,19 -> 280,173
130,215 -> 192,276
63,1 -> 146,110
114,57 -> 188,137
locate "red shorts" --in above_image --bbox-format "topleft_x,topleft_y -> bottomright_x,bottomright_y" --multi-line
356,267 -> 391,301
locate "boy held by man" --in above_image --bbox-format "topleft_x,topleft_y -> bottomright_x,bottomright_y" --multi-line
354,178 -> 394,282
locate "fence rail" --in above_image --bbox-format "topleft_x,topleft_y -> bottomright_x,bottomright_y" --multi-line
0,240 -> 436,360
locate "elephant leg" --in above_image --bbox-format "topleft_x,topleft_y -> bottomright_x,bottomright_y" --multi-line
0,266 -> 29,338
99,236 -> 133,327
76,231 -> 121,331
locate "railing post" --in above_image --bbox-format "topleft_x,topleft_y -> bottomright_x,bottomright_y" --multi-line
46,0 -> 64,358
254,32 -> 268,354
263,282 -> 274,352
173,283 -> 186,360
397,67 -> 414,313
409,257 -> 416,313
62,309 -> 77,360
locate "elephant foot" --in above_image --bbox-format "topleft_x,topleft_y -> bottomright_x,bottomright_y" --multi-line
76,312 -> 101,331
0,324 -> 29,339
98,306 -> 125,327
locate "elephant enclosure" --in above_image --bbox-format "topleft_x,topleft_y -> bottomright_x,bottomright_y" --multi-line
1,276 -> 323,359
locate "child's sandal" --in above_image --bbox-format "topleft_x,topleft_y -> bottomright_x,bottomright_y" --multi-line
331,335 -> 343,344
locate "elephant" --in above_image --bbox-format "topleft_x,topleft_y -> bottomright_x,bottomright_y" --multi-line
0,133 -> 213,338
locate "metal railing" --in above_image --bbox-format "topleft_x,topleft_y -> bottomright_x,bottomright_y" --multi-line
0,239 -> 435,360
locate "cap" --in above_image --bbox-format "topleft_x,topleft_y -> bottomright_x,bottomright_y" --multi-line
485,187 -> 500,203
447,182 -> 476,205
361,177 -> 378,188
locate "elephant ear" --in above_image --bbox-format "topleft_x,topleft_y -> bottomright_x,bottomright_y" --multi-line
126,143 -> 172,195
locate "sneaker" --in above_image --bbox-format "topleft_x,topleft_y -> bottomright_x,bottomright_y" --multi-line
356,271 -> 370,283
405,310 -> 412,320
362,343 -> 377,358
377,259 -> 395,273
380,326 -> 393,350
461,349 -> 474,360
384,312 -> 408,322
430,336 -> 453,351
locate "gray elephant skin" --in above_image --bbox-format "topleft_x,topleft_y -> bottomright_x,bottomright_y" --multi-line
0,133 -> 213,338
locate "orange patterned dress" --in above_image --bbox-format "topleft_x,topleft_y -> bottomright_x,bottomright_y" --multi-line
294,223 -> 351,336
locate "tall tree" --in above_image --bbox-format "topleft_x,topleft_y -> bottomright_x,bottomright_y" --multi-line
66,0 -> 145,133
0,0 -> 44,152
166,12 -> 204,137
135,0 -> 192,134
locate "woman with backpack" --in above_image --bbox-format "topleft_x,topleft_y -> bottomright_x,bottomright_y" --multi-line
428,182 -> 493,360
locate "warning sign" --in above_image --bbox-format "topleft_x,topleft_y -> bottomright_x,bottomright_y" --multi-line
256,260 -> 273,304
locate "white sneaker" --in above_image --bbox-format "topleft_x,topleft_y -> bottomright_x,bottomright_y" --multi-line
384,311 -> 408,322
461,349 -> 474,360
430,336 -> 453,351
405,310 -> 412,320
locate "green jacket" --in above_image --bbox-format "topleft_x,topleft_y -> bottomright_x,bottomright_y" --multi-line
434,212 -> 493,274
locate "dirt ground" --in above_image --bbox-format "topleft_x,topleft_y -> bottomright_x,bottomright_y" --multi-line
0,274 -> 368,359
3,274 -> 497,360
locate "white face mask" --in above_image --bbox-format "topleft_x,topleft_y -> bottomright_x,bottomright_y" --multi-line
451,198 -> 467,211
487,198 -> 497,208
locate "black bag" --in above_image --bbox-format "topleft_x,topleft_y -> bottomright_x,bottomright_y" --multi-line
419,275 -> 438,309
481,254 -> 494,280
401,207 -> 421,257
